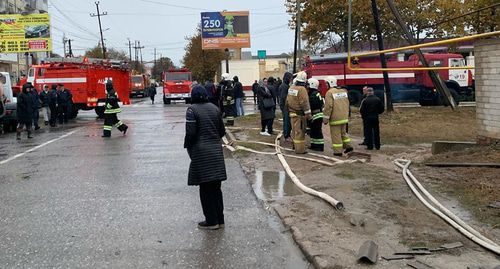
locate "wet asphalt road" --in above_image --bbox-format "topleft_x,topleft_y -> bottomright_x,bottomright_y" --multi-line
0,99 -> 308,268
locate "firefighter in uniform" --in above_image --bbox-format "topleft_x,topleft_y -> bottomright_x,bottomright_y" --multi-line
307,78 -> 324,151
285,71 -> 311,154
323,76 -> 353,156
220,73 -> 236,126
102,81 -> 128,137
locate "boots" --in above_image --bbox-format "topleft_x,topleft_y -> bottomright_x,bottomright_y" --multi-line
16,128 -> 22,140
27,130 -> 33,139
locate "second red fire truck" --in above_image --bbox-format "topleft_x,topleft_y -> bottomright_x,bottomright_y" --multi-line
304,52 -> 474,106
162,68 -> 193,105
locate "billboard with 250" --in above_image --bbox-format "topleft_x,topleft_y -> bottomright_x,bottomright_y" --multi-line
201,11 -> 250,50
0,14 -> 52,53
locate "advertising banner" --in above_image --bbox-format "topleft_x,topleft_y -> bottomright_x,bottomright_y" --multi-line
0,14 -> 52,53
201,11 -> 250,50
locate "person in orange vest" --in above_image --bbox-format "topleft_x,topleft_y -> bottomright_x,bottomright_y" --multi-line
323,76 -> 353,156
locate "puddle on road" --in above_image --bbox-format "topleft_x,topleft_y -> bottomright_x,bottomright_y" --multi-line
253,170 -> 302,201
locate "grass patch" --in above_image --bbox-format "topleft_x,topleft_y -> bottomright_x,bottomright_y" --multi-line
348,106 -> 476,145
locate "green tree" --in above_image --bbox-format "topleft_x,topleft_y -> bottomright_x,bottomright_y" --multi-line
84,44 -> 129,61
285,0 -> 469,52
182,29 -> 225,83
152,57 -> 174,81
464,0 -> 499,33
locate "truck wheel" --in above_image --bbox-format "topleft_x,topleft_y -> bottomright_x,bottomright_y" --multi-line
95,106 -> 105,118
348,90 -> 362,106
185,98 -> 191,104
163,98 -> 171,105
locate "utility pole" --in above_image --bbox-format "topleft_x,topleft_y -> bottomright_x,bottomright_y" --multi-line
385,0 -> 456,109
63,34 -> 67,57
292,0 -> 301,73
139,41 -> 143,66
370,0 -> 393,111
224,48 -> 229,73
90,1 -> 108,59
67,39 -> 74,58
127,38 -> 132,62
153,48 -> 157,79
132,41 -> 144,72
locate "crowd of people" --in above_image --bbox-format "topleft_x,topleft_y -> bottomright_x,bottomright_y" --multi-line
15,82 -> 73,140
198,71 -> 385,155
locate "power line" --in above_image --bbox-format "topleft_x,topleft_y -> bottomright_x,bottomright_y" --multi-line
139,0 -> 207,11
50,0 -> 100,39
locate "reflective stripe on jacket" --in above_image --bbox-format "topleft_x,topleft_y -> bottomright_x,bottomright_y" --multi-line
285,85 -> 311,116
323,87 -> 350,125
104,92 -> 121,114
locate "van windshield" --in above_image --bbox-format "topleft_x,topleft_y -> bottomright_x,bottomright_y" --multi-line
166,73 -> 191,81
132,76 -> 143,83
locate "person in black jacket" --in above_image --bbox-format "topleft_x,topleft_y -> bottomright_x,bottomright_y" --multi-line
257,78 -> 276,136
251,80 -> 259,104
57,84 -> 72,124
184,85 -> 227,230
16,83 -> 34,140
233,76 -> 244,117
307,78 -> 324,151
102,81 -> 128,137
279,72 -> 293,141
149,83 -> 157,104
39,84 -> 50,126
359,87 -> 384,150
48,85 -> 58,127
219,73 -> 235,126
30,85 -> 41,130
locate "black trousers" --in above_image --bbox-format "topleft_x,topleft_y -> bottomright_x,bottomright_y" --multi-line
150,95 -> 155,104
365,117 -> 381,149
49,105 -> 58,126
103,113 -> 127,137
309,117 -> 324,151
58,105 -> 68,124
261,118 -> 274,133
199,181 -> 224,226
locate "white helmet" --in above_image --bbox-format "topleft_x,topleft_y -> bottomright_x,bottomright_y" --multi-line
294,71 -> 307,83
307,78 -> 319,89
325,76 -> 337,88
221,73 -> 231,81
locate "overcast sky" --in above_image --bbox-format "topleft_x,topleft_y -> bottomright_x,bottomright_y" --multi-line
48,0 -> 294,65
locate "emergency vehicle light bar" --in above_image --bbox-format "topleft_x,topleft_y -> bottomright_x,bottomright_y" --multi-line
347,0 -> 500,72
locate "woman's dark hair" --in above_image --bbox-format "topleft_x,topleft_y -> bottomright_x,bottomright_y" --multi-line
191,85 -> 208,103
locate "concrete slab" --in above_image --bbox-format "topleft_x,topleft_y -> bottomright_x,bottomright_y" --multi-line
431,141 -> 477,154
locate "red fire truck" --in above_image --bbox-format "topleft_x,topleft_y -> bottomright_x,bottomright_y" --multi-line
26,58 -> 131,118
304,52 -> 474,106
163,68 -> 193,104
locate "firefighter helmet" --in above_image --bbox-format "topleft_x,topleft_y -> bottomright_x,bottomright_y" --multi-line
307,78 -> 319,90
221,73 -> 231,81
295,71 -> 307,83
325,76 -> 337,88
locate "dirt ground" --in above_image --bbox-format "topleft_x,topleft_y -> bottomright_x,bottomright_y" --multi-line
228,107 -> 500,269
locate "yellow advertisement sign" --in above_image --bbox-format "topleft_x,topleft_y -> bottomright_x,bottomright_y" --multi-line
0,14 -> 52,53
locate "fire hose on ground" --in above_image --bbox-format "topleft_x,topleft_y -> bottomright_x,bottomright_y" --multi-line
222,131 -> 348,210
394,159 -> 500,255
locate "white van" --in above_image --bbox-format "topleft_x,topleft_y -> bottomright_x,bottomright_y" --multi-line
0,72 -> 17,131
